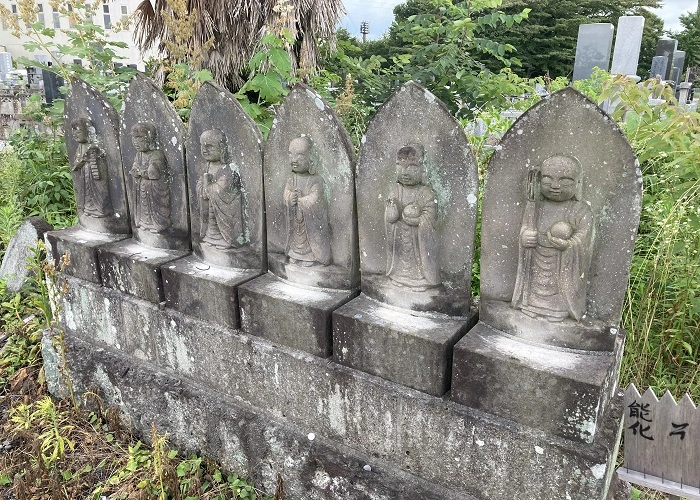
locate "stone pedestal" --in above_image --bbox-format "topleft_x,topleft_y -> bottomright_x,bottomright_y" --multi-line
98,238 -> 189,304
238,272 -> 356,357
333,295 -> 474,396
52,275 -> 625,500
162,255 -> 262,329
46,226 -> 129,284
451,321 -> 625,443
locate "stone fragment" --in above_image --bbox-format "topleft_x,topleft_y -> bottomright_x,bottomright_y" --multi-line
0,217 -> 52,292
573,23 -> 615,81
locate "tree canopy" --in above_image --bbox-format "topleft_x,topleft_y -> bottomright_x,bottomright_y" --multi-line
673,10 -> 700,72
484,0 -> 661,77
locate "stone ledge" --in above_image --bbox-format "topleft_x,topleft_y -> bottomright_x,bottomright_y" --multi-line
57,275 -> 623,499
452,321 -> 625,443
333,295 -> 473,396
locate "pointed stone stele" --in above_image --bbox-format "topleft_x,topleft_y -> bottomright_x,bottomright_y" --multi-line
452,87 -> 642,442
332,81 -> 479,396
46,79 -> 131,284
238,83 -> 358,356
98,73 -> 191,303
161,81 -> 265,329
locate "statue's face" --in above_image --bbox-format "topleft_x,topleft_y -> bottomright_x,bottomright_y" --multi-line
540,159 -> 578,202
200,133 -> 223,162
131,131 -> 152,153
72,122 -> 88,143
396,161 -> 422,186
289,139 -> 311,173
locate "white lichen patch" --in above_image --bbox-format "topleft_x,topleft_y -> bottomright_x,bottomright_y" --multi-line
327,384 -> 348,436
589,463 -> 606,480
534,445 -> 544,455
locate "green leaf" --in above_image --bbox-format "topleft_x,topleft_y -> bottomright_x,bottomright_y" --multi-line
249,73 -> 284,102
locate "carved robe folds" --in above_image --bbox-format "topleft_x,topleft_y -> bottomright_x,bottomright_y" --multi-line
512,199 -> 593,321
131,150 -> 171,233
385,183 -> 440,288
74,142 -> 112,218
198,164 -> 244,249
283,172 -> 331,265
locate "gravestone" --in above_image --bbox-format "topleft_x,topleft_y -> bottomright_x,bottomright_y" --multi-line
573,23 -> 615,81
46,79 -> 131,284
0,217 -> 52,292
655,39 -> 678,80
98,73 -> 190,303
650,56 -> 668,79
238,83 -> 358,356
333,81 -> 479,396
671,50 -> 686,85
162,82 -> 265,328
610,16 -> 645,77
452,87 -> 642,442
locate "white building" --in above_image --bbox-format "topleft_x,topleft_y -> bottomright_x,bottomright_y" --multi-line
0,0 -> 155,71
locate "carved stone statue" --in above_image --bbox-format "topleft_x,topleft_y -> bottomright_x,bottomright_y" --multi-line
70,117 -> 112,218
197,129 -> 245,249
283,136 -> 331,267
511,155 -> 594,322
384,144 -> 440,291
129,122 -> 171,234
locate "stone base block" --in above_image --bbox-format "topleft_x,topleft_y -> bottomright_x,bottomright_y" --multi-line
333,295 -> 474,396
55,276 -> 625,499
162,255 -> 262,329
46,226 -> 129,284
451,321 -> 625,443
98,238 -> 189,303
238,272 -> 357,357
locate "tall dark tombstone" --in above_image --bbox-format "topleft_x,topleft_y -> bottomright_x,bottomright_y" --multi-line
46,79 -> 131,284
162,81 -> 265,328
572,23 -> 615,81
671,50 -> 686,85
238,83 -> 358,356
452,88 -> 642,445
655,38 -> 678,80
42,69 -> 64,105
333,81 -> 479,396
98,73 -> 190,303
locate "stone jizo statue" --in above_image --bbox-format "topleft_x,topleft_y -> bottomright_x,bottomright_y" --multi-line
71,116 -> 112,219
130,122 -> 171,234
283,136 -> 331,267
197,129 -> 245,250
511,155 -> 594,322
385,144 -> 440,291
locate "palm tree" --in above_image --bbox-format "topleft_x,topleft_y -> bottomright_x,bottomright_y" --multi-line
133,0 -> 344,90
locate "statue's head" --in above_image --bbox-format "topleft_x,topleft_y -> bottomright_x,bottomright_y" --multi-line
200,129 -> 228,163
71,116 -> 92,144
396,144 -> 425,186
130,122 -> 157,153
540,155 -> 581,202
289,136 -> 313,174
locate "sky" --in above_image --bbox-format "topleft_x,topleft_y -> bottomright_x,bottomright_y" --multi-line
341,0 -> 699,40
